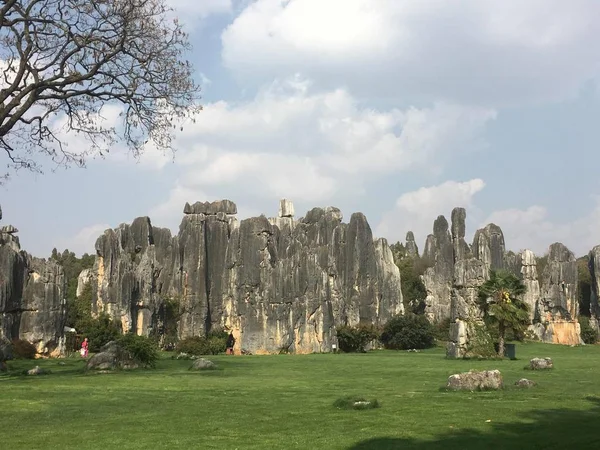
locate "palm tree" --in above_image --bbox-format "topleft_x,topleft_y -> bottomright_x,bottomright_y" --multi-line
478,270 -> 529,358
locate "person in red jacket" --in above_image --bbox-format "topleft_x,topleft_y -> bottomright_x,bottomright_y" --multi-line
80,337 -> 89,357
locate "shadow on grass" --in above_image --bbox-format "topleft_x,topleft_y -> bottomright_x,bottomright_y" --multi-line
348,396 -> 600,450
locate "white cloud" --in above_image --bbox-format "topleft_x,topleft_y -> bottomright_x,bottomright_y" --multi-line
145,76 -> 494,216
222,0 -> 600,106
483,201 -> 600,257
54,223 -> 111,256
376,178 -> 486,246
377,179 -> 600,258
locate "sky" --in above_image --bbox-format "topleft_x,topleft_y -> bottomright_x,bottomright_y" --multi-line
2,0 -> 600,259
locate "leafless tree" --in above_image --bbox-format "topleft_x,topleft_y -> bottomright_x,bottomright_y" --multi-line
0,0 -> 202,179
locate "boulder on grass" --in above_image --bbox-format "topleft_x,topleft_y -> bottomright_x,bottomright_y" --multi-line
528,358 -> 553,370
447,369 -> 503,391
190,358 -> 216,370
86,341 -> 139,371
515,378 -> 537,388
27,365 -> 51,376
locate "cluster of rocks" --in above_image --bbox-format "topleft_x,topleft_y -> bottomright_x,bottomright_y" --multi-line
0,205 -> 66,356
400,207 -> 582,358
77,199 -> 403,355
446,364 -> 545,391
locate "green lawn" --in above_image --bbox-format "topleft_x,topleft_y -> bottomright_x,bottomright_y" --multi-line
1,342 -> 600,449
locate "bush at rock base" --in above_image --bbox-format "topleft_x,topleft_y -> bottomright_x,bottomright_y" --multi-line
12,339 -> 37,359
464,322 -> 498,359
175,330 -> 229,356
579,316 -> 598,345
116,333 -> 158,368
434,318 -> 452,342
380,314 -> 436,350
80,313 -> 122,352
336,325 -> 380,353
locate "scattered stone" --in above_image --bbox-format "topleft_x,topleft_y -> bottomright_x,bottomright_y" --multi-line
528,357 -> 553,370
333,396 -> 380,410
190,358 -> 216,370
407,349 -> 420,353
27,365 -> 51,376
86,341 -> 139,371
515,378 -> 537,388
446,369 -> 504,391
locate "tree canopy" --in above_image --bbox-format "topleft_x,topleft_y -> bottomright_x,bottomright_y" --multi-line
0,0 -> 202,179
478,270 -> 529,357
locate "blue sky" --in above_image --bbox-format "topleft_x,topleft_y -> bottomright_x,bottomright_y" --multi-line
2,0 -> 600,258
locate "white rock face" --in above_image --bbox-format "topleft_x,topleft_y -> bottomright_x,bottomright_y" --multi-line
278,199 -> 294,218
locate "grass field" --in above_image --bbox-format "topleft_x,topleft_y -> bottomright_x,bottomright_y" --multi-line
2,342 -> 600,449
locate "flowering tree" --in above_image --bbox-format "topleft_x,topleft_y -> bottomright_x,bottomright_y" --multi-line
0,0 -> 202,180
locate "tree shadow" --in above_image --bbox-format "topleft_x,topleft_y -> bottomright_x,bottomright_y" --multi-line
348,396 -> 600,450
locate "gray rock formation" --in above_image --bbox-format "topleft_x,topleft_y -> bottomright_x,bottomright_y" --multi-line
589,246 -> 600,331
520,250 -> 540,321
79,200 -> 403,354
0,208 -> 66,355
405,231 -> 419,258
528,357 -> 553,370
472,224 -> 506,271
86,341 -> 140,371
446,369 -> 503,391
422,216 -> 454,322
529,243 -> 581,344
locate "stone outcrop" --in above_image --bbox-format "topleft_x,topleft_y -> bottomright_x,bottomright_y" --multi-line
421,208 -> 583,357
589,246 -> 600,332
0,207 -> 66,355
530,243 -> 581,344
405,231 -> 419,258
78,200 -> 403,354
446,369 -> 503,391
422,216 -> 454,322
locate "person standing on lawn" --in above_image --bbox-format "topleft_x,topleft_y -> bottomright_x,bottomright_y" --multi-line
226,332 -> 235,355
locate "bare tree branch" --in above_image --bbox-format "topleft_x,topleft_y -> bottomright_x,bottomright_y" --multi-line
0,0 -> 202,180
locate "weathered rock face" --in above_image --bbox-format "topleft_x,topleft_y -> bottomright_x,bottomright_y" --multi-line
405,231 -> 419,258
589,246 -> 600,331
472,224 -> 506,271
0,209 -> 66,355
422,216 -> 454,322
530,243 -> 581,345
79,200 -> 403,354
520,250 -> 540,321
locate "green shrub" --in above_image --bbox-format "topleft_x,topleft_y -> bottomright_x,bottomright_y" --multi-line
176,333 -> 227,356
12,339 -> 37,359
380,314 -> 435,350
116,333 -> 159,367
336,325 -> 379,353
579,316 -> 598,345
434,318 -> 452,342
464,322 -> 498,359
82,313 -> 122,352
